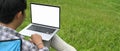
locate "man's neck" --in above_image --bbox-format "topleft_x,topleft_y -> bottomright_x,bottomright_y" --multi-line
0,22 -> 17,30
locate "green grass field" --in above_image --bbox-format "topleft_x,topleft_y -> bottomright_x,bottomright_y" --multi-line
17,0 -> 120,51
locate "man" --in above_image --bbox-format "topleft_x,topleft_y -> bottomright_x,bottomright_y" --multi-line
0,0 -> 76,51
0,0 -> 48,51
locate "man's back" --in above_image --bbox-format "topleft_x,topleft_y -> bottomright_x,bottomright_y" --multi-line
0,25 -> 39,51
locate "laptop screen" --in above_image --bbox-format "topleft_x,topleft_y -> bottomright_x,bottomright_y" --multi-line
31,4 -> 60,28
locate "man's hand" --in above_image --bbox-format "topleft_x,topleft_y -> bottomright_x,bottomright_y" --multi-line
31,34 -> 44,49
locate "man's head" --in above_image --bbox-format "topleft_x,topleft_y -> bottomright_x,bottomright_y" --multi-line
0,0 -> 27,29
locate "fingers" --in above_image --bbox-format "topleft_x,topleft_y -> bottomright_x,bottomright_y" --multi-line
31,34 -> 42,38
31,34 -> 43,44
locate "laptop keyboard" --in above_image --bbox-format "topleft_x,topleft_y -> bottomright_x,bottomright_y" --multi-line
27,25 -> 56,34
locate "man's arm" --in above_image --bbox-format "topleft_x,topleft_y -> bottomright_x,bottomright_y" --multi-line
21,34 -> 49,51
31,34 -> 44,49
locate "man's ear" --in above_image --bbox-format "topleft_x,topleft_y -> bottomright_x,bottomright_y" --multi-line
15,11 -> 22,19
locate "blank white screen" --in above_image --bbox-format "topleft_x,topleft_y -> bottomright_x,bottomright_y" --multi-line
31,4 -> 59,28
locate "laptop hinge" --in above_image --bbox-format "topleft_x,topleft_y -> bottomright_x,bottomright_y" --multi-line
32,23 -> 59,29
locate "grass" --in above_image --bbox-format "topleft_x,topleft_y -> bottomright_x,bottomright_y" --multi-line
17,0 -> 120,51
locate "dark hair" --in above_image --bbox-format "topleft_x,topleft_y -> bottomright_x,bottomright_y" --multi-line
0,0 -> 27,24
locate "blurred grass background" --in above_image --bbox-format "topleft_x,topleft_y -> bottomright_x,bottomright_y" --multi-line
17,0 -> 120,51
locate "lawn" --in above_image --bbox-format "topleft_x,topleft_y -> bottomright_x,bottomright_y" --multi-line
17,0 -> 120,51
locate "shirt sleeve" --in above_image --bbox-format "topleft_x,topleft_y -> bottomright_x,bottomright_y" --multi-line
39,47 -> 49,51
21,39 -> 49,51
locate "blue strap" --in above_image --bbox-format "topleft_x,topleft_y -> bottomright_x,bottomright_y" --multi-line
0,39 -> 22,51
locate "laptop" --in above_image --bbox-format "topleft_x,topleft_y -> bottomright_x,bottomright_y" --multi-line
19,3 -> 60,41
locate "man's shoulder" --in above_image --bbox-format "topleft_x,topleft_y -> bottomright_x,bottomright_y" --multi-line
0,31 -> 19,40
